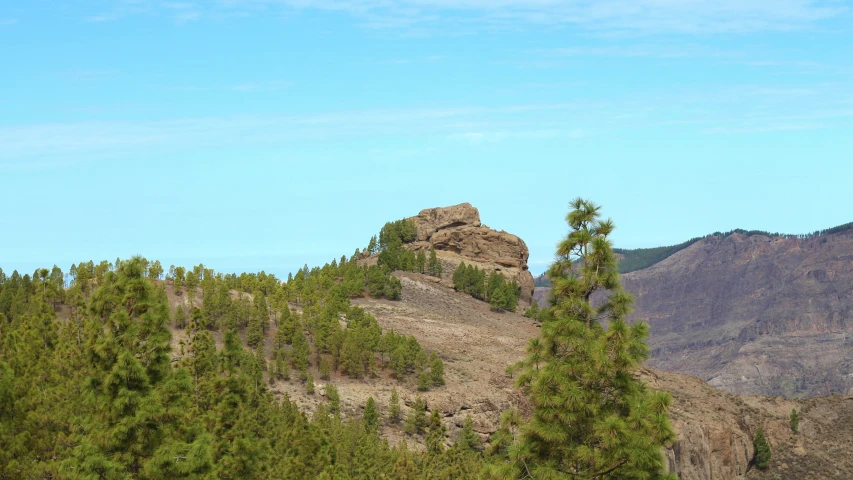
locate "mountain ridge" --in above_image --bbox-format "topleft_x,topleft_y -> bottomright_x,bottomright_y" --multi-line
536,227 -> 853,398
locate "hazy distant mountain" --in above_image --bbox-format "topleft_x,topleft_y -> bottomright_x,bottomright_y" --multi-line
538,226 -> 853,398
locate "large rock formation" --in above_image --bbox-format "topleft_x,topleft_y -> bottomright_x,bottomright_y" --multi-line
406,203 -> 535,305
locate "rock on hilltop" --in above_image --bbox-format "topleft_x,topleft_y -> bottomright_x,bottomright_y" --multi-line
405,203 -> 535,305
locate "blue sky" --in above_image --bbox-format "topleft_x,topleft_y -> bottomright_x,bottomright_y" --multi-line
1,1 -> 852,278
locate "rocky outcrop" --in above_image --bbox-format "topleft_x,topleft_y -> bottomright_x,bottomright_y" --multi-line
406,203 -> 535,305
411,203 -> 482,242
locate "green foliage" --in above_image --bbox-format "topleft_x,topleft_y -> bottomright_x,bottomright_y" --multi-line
379,218 -> 418,249
246,309 -> 263,348
389,388 -> 401,424
1,219 -> 670,479
305,372 -> 315,394
320,356 -> 331,380
417,370 -> 432,391
326,383 -> 341,414
497,199 -> 676,480
174,304 -> 187,329
452,263 -> 519,310
522,300 -> 539,318
404,397 -> 427,436
291,326 -> 310,373
790,409 -> 799,434
274,350 -> 289,381
457,415 -> 482,452
428,247 -> 443,277
364,396 -> 380,433
426,409 -> 446,455
754,427 -> 772,469
430,352 -> 445,386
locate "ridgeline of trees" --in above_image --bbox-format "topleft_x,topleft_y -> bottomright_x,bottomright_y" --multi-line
606,221 -> 853,274
451,263 -> 520,312
532,273 -> 551,288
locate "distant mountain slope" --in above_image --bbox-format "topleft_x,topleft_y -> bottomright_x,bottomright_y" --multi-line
615,222 -> 853,274
625,230 -> 853,397
534,225 -> 853,398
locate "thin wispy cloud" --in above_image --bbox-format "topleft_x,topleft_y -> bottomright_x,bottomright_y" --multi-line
449,128 -> 586,145
0,104 -> 592,163
0,18 -> 19,25
51,69 -> 120,81
165,80 -> 295,92
534,44 -> 738,59
73,0 -> 848,34
358,55 -> 448,65
4,88 -> 851,165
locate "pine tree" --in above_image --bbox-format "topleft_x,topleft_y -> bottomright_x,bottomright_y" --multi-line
523,301 -> 540,319
305,372 -> 315,394
246,312 -> 263,348
276,351 -> 290,381
364,397 -> 380,433
255,342 -> 267,372
416,251 -> 427,274
65,257 -> 212,477
319,356 -> 331,380
500,198 -> 676,479
428,248 -> 442,277
174,305 -> 187,329
452,262 -> 466,291
389,388 -> 401,424
790,409 -> 799,434
326,384 -> 341,415
426,409 -> 446,455
457,415 -> 482,452
404,397 -> 427,436
753,428 -> 771,469
417,370 -> 431,391
291,326 -> 310,373
254,292 -> 270,334
430,352 -> 445,386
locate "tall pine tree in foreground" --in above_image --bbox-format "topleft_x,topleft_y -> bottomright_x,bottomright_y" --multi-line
495,198 -> 675,480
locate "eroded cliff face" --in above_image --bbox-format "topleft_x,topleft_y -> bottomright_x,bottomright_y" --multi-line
405,203 -> 535,305
537,230 -> 853,398
624,231 -> 853,398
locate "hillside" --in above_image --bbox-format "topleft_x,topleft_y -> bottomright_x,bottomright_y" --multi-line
357,273 -> 853,480
536,229 -> 853,398
6,204 -> 853,479
629,231 -> 853,398
198,270 -> 853,480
